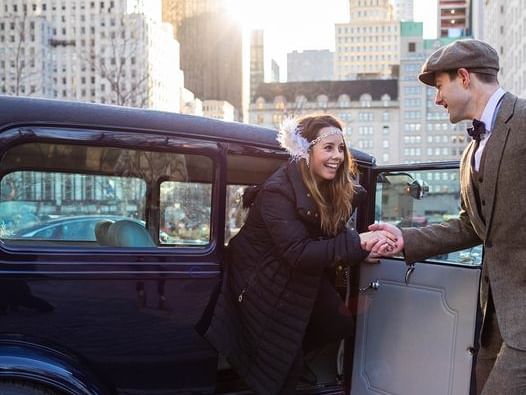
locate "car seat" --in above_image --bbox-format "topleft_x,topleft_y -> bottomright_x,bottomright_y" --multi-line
94,220 -> 114,246
106,220 -> 155,247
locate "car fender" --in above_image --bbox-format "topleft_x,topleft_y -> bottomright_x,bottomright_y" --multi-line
0,336 -> 113,395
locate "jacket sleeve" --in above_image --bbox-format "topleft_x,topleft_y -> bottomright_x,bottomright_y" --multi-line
402,197 -> 482,264
258,189 -> 369,272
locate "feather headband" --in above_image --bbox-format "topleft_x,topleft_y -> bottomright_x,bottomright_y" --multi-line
277,117 -> 344,163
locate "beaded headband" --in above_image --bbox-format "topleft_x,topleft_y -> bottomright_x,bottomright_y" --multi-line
309,128 -> 343,147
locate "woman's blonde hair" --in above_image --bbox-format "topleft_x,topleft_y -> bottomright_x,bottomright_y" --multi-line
297,114 -> 358,236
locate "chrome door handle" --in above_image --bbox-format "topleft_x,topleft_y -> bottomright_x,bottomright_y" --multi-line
405,264 -> 415,285
360,280 -> 380,292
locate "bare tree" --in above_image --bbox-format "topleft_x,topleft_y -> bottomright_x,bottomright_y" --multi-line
78,14 -> 151,107
6,12 -> 40,96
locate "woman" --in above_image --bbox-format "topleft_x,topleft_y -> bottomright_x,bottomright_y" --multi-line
200,114 -> 396,394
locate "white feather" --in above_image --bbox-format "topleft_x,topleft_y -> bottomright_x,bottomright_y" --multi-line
276,117 -> 310,161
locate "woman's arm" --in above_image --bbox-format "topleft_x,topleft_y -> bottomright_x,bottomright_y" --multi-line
259,189 -> 369,272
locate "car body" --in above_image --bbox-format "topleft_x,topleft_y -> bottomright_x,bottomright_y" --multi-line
0,95 -> 481,395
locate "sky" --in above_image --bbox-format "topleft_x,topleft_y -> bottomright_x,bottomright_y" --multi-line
226,0 -> 438,81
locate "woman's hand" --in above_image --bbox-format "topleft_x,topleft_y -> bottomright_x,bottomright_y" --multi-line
359,230 -> 397,254
363,251 -> 382,264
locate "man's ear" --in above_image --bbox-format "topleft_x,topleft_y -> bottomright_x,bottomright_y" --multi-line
457,68 -> 471,88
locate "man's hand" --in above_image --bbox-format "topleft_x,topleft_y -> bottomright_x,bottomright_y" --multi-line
359,230 -> 397,254
368,223 -> 404,256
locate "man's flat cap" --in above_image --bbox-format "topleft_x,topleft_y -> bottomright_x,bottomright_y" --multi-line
418,39 -> 500,86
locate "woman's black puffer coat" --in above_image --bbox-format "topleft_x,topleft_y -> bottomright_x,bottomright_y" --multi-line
203,161 -> 368,394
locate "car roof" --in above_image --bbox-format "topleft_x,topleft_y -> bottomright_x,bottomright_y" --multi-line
0,95 -> 375,165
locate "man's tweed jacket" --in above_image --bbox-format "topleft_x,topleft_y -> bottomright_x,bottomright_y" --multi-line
402,92 -> 526,351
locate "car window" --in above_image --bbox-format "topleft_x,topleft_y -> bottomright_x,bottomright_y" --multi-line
0,140 -> 213,248
376,168 -> 482,266
159,179 -> 212,246
224,153 -> 284,244
1,170 -> 146,244
225,184 -> 251,244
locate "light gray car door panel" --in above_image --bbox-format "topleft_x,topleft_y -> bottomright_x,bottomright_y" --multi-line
351,259 -> 481,395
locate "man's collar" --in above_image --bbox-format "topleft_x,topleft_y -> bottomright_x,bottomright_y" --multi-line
480,87 -> 506,132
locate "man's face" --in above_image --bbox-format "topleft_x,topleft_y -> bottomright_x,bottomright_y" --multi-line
434,71 -> 470,123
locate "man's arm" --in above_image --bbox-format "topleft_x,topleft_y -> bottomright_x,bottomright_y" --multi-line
370,203 -> 481,264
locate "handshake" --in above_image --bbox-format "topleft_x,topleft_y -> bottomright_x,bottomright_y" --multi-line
359,223 -> 405,263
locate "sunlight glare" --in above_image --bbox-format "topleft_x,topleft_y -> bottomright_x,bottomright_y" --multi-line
224,0 -> 268,29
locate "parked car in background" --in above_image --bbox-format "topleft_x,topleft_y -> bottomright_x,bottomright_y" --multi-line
13,215 -> 136,241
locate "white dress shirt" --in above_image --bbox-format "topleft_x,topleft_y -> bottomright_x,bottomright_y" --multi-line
473,87 -> 506,171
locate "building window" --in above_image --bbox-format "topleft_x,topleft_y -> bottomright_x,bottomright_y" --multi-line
408,42 -> 416,52
360,94 -> 372,107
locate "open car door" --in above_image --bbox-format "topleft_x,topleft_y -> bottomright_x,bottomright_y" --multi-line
351,163 -> 482,395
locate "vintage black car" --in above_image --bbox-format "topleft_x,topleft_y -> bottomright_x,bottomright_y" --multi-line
0,96 -> 482,394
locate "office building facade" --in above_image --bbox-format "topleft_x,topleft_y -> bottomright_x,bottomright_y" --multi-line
249,79 -> 400,164
335,0 -> 400,80
0,0 -> 183,111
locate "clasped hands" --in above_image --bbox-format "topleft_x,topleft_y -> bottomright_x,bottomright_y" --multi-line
359,223 -> 405,263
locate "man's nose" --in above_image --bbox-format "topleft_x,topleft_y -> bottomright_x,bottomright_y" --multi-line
435,91 -> 443,105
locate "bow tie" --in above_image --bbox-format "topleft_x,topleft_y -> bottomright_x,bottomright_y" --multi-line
467,119 -> 486,142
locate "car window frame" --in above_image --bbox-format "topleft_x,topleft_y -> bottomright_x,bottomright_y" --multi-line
0,125 -> 223,258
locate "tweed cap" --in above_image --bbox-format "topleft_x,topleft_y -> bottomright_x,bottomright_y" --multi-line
418,39 -> 500,86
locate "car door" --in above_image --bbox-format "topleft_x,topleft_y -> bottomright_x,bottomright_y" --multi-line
351,162 -> 482,395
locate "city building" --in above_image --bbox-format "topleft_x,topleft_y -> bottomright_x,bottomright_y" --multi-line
202,99 -> 235,121
162,0 -> 246,120
438,0 -> 471,38
482,0 -> 526,98
287,49 -> 333,82
399,21 -> 470,170
0,14 -> 53,97
270,59 -> 280,82
180,87 -> 203,116
0,0 -> 183,112
392,0 -> 414,21
249,79 -> 400,164
250,29 -> 264,101
335,0 -> 400,80
470,0 -> 484,40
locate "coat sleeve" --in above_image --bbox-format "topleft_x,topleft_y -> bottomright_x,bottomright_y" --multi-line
402,196 -> 482,264
258,189 -> 369,272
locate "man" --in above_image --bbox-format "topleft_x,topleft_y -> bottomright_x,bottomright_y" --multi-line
370,39 -> 526,394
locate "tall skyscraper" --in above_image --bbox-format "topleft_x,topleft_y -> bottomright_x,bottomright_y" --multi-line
399,21 -> 470,166
438,0 -> 471,38
0,0 -> 183,111
162,0 -> 245,120
250,30 -> 264,101
482,0 -> 526,98
335,0 -> 400,80
287,50 -> 333,82
270,59 -> 280,82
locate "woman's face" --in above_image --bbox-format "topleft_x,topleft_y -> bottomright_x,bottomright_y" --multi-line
309,127 -> 345,183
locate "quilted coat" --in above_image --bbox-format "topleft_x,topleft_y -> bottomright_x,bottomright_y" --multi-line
202,161 -> 368,394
